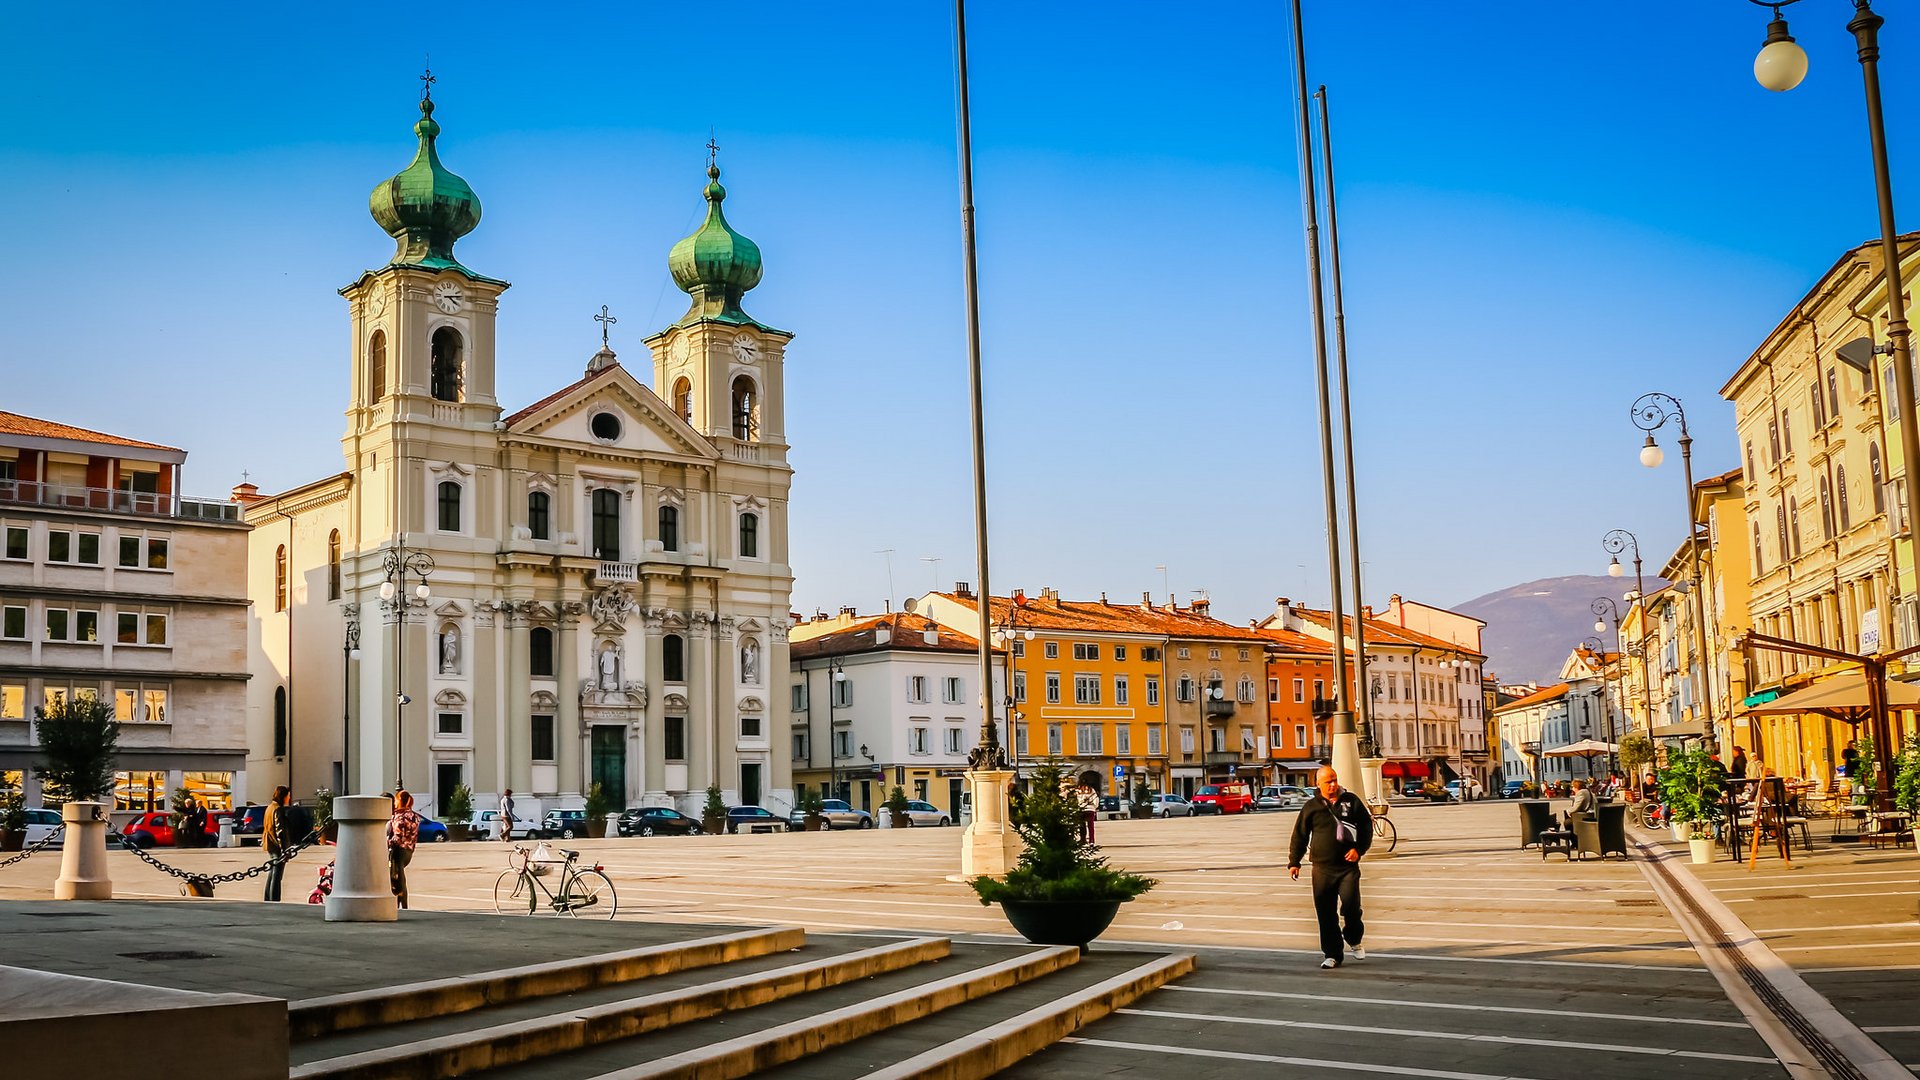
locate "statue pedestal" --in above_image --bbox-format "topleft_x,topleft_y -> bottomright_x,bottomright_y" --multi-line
54,801 -> 112,900
958,769 -> 1020,880
325,795 -> 398,922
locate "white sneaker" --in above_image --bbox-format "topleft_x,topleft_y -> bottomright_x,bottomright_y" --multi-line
1320,957 -> 1338,969
1350,945 -> 1367,960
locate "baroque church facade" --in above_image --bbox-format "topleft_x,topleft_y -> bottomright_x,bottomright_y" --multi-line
242,90 -> 795,820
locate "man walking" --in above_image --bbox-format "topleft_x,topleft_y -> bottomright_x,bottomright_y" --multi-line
1288,765 -> 1373,969
500,789 -> 516,842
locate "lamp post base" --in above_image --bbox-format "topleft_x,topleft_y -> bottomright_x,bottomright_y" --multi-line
958,769 -> 1020,880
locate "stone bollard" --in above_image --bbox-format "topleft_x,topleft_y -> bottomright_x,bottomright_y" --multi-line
54,801 -> 112,900
325,795 -> 397,922
958,769 -> 1021,879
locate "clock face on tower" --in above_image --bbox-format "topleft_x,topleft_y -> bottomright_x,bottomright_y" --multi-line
369,289 -> 388,318
432,281 -> 465,314
731,332 -> 759,363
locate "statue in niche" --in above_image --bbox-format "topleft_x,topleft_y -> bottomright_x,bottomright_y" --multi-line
740,639 -> 760,685
598,642 -> 621,690
440,627 -> 460,674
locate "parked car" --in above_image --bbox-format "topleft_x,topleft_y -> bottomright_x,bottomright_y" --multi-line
816,799 -> 873,830
22,808 -> 62,847
121,811 -> 176,848
234,803 -> 316,846
473,808 -> 538,841
725,805 -> 787,834
896,800 -> 951,827
417,817 -> 450,843
1097,795 -> 1131,820
538,809 -> 591,839
1445,779 -> 1483,801
618,806 -> 703,836
1256,786 -> 1311,811
1190,783 -> 1253,815
1150,793 -> 1193,818
1501,780 -> 1529,799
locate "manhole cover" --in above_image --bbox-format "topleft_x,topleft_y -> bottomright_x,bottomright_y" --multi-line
117,950 -> 219,962
1614,899 -> 1659,907
20,912 -> 106,918
1753,894 -> 1808,901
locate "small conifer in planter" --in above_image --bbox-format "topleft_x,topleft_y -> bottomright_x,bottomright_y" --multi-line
443,784 -> 474,840
702,784 -> 727,835
970,763 -> 1154,948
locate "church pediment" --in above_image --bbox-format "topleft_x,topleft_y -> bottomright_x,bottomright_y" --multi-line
505,366 -> 715,460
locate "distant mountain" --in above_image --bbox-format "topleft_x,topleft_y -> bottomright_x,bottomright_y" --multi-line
1453,575 -> 1666,685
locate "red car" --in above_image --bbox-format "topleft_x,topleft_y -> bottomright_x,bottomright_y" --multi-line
1191,783 -> 1253,815
121,811 -> 178,848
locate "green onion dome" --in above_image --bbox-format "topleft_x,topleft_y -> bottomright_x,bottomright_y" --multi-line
668,165 -> 763,324
369,97 -> 481,269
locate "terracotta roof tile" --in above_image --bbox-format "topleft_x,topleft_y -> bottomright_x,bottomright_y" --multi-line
931,592 -> 1271,642
1493,682 -> 1570,712
789,612 -> 982,659
0,410 -> 180,452
1286,606 -> 1486,657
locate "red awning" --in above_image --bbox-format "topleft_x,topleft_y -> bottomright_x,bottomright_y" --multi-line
1381,760 -> 1430,779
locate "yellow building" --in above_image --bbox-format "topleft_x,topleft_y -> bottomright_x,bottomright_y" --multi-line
915,587 -> 1270,799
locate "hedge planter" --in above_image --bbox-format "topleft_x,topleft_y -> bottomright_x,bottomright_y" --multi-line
997,899 -> 1125,950
450,824 -> 472,842
0,829 -> 22,853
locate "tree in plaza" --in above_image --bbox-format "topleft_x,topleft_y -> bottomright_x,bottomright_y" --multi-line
33,696 -> 119,803
1618,732 -> 1655,782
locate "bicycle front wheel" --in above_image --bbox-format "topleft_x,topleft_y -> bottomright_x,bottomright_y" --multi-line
564,869 -> 617,920
1374,816 -> 1397,853
494,869 -> 534,915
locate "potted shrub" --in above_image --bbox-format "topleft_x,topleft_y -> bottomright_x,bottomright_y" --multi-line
0,789 -> 25,852
584,782 -> 614,839
1130,781 -> 1153,820
799,790 -> 826,832
1853,735 -> 1879,805
311,786 -> 337,843
702,784 -> 727,836
885,785 -> 912,829
444,784 -> 474,841
970,762 -> 1155,949
1891,735 -> 1920,853
1660,746 -> 1724,864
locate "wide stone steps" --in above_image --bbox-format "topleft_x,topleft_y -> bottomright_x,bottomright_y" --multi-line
285,923 -> 1192,1080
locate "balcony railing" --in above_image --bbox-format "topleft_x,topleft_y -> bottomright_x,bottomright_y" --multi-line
1310,696 -> 1337,718
1204,698 -> 1236,719
1203,750 -> 1246,766
1309,743 -> 1333,759
595,561 -> 638,584
0,481 -> 239,523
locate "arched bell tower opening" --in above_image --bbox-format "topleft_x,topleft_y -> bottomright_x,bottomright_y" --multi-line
368,329 -> 387,405
730,376 -> 758,441
431,327 -> 464,402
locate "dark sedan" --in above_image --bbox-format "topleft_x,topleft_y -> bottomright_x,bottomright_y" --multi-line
618,806 -> 703,837
725,805 -> 789,834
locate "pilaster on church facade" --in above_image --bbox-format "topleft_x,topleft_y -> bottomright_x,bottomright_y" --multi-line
243,90 -> 796,822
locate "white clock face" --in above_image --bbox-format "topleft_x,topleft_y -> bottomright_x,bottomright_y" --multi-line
433,281 -> 464,314
369,289 -> 388,317
731,333 -> 759,363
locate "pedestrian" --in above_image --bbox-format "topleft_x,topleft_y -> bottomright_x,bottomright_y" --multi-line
1567,778 -> 1596,817
1730,746 -> 1749,781
262,786 -> 290,902
1841,739 -> 1860,778
188,797 -> 209,847
1076,781 -> 1098,844
1288,765 -> 1373,969
387,789 -> 420,910
500,788 -> 516,841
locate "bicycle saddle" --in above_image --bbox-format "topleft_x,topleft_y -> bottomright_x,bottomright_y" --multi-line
560,849 -> 580,860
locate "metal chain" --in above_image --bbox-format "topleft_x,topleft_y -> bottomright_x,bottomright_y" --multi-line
0,826 -> 66,870
111,833 -> 316,886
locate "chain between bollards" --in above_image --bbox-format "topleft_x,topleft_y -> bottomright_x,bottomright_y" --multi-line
0,826 -> 66,870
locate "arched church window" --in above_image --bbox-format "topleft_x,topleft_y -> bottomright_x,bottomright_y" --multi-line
591,489 -> 621,561
430,327 -> 464,403
530,627 -> 554,677
1752,522 -> 1763,574
673,377 -> 693,423
528,492 -> 551,540
275,545 -> 288,612
327,530 -> 341,601
368,329 -> 387,405
663,634 -> 685,682
273,686 -> 288,758
438,481 -> 462,532
659,505 -> 679,552
739,512 -> 759,559
731,376 -> 758,441
1788,497 -> 1802,557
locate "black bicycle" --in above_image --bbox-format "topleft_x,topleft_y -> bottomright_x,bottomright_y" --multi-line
493,845 -> 617,919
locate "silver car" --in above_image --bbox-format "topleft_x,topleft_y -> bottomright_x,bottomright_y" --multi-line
898,800 -> 951,827
23,808 -> 62,846
818,799 -> 874,830
1256,786 -> 1311,811
1151,793 -> 1192,818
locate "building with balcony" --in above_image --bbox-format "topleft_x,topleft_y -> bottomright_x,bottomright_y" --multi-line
0,411 -> 248,816
243,96 -> 794,821
787,610 -> 1004,821
1252,623 -> 1335,786
915,586 -> 1270,799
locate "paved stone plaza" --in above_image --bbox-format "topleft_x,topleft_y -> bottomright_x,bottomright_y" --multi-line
2,800 -> 1915,1077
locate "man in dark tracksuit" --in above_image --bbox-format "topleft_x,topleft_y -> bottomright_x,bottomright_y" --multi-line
1288,765 -> 1374,969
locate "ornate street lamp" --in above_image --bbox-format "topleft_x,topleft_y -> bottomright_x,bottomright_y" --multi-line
342,613 -> 361,795
379,538 -> 433,791
987,590 -> 1037,774
1602,529 -> 1656,739
1632,393 -> 1718,739
1579,634 -> 1621,779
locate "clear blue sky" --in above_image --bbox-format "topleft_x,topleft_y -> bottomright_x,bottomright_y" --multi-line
4,2 -> 1916,624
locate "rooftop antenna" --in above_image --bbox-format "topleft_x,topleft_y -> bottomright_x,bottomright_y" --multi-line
1155,564 -> 1169,604
876,549 -> 896,610
920,555 -> 942,593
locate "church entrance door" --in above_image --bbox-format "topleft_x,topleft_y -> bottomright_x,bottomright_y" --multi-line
590,725 -> 625,803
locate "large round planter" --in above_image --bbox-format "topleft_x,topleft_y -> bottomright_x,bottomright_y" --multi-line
804,815 -> 825,832
450,824 -> 471,842
0,829 -> 22,853
997,899 -> 1124,949
703,815 -> 725,836
586,819 -> 607,839
1688,837 -> 1715,864
889,811 -> 911,830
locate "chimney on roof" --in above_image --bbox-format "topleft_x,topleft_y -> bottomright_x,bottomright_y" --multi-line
1191,598 -> 1210,617
875,623 -> 892,646
954,582 -> 973,599
1362,604 -> 1374,619
1041,587 -> 1058,603
1275,597 -> 1293,623
884,598 -> 892,613
231,482 -> 262,505
1142,591 -> 1152,607
838,606 -> 857,625
1100,591 -> 1108,604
